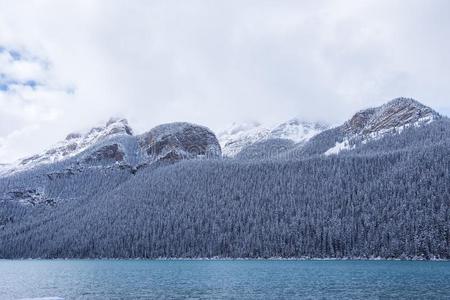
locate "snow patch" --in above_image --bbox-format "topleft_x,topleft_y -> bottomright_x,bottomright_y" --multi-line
324,140 -> 352,156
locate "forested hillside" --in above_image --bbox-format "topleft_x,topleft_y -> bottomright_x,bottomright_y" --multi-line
0,98 -> 449,259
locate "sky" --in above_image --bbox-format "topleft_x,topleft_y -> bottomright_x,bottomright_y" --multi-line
1,0 -> 450,163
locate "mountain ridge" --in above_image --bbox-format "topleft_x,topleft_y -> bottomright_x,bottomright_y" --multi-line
1,97 -> 443,172
0,120 -> 221,177
218,119 -> 330,157
0,97 -> 449,259
323,97 -> 441,156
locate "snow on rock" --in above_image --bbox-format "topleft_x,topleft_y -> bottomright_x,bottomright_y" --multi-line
0,119 -> 223,177
324,98 -> 441,155
271,119 -> 329,143
344,98 -> 440,136
1,118 -> 133,174
138,122 -> 222,162
219,119 -> 329,157
218,121 -> 270,157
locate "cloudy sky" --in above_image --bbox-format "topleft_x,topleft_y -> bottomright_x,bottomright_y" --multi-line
0,0 -> 449,162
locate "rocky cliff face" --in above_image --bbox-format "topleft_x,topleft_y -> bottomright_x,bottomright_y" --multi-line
139,122 -> 221,162
344,98 -> 440,136
82,144 -> 125,164
324,98 -> 441,155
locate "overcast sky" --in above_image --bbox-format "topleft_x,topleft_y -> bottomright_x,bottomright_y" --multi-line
1,0 -> 449,162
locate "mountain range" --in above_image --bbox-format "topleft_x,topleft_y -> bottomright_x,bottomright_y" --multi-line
0,97 -> 449,259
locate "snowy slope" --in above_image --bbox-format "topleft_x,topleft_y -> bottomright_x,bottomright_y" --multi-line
218,119 -> 329,157
0,118 -> 133,175
324,98 -> 441,155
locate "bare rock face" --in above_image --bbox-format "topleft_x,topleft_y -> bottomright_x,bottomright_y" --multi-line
139,122 -> 221,162
4,189 -> 55,206
344,98 -> 440,136
345,108 -> 377,135
83,144 -> 125,163
323,98 -> 441,156
65,132 -> 82,140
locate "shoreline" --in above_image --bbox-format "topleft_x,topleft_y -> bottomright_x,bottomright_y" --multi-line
1,257 -> 449,261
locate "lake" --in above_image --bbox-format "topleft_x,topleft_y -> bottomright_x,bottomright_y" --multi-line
1,260 -> 450,299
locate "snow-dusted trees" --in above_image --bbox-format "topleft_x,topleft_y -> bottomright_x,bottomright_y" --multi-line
0,119 -> 449,259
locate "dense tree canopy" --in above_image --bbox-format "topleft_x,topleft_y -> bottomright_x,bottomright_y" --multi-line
0,119 -> 449,259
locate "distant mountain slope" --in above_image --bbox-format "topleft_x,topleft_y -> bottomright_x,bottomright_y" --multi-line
218,119 -> 328,157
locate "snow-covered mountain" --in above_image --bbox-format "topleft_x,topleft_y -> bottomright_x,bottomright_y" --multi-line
1,97 -> 450,259
344,97 -> 439,135
139,122 -> 221,162
0,119 -> 221,176
218,119 -> 329,157
324,98 -> 441,155
1,118 -> 133,175
0,98 -> 441,175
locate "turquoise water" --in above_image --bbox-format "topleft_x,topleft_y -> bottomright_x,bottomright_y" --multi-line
1,260 -> 450,299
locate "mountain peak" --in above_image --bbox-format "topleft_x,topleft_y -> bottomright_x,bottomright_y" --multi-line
139,122 -> 221,162
385,97 -> 422,106
324,98 -> 441,156
345,98 -> 440,135
219,118 -> 329,157
104,117 -> 133,136
6,117 -> 134,172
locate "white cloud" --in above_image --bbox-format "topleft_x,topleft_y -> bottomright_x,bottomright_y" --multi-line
0,0 -> 450,162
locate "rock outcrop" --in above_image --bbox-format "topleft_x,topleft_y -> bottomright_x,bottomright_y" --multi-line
139,122 -> 221,162
344,98 -> 440,136
324,98 -> 441,156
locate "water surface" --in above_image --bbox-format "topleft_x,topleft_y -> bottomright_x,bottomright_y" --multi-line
1,260 -> 450,299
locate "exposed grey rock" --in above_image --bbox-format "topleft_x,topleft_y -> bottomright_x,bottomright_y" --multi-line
323,98 -> 441,156
83,144 -> 125,163
105,118 -> 133,136
139,122 -> 221,162
4,189 -> 55,206
344,98 -> 440,136
65,132 -> 82,140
